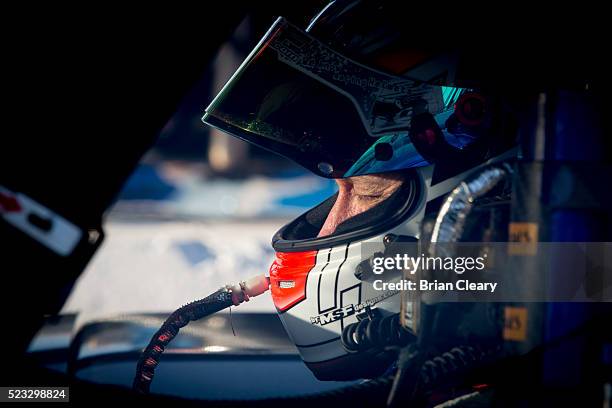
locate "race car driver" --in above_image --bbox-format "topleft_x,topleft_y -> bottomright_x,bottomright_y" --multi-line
202,0 -> 517,380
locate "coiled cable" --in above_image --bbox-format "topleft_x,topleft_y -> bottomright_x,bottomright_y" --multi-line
419,345 -> 499,388
132,288 -> 234,394
132,275 -> 270,394
341,313 -> 415,353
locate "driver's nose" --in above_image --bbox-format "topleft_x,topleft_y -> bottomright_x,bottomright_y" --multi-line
317,179 -> 356,237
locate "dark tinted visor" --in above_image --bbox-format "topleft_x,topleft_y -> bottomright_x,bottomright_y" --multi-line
203,17 -> 474,178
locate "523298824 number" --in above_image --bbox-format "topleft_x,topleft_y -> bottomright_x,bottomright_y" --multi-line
1,387 -> 69,402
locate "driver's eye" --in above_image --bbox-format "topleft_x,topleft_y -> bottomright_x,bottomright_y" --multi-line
355,193 -> 384,202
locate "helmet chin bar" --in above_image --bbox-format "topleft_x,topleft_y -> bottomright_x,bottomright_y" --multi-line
267,159 -> 481,379
267,146 -> 519,382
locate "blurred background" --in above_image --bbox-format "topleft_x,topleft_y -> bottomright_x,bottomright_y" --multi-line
60,15 -> 338,321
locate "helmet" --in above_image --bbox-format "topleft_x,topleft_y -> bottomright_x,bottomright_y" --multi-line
203,0 -> 517,380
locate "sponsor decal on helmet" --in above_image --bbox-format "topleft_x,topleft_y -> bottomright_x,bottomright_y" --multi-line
309,290 -> 397,326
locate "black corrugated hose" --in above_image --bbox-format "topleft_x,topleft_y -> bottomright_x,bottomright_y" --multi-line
130,277 -> 498,405
132,288 -> 234,394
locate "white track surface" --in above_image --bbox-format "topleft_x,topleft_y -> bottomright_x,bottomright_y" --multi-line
60,161 -> 336,329
62,219 -> 285,329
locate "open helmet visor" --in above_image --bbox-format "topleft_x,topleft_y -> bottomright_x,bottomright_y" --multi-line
203,17 -> 477,178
